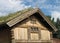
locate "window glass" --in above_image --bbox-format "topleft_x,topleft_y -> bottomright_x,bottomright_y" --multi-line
31,27 -> 38,32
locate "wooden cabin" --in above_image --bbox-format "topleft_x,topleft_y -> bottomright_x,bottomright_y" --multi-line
0,8 -> 57,43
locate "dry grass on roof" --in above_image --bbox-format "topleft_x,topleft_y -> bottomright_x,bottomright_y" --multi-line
0,7 -> 33,23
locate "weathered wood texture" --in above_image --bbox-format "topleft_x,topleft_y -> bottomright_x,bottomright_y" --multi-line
11,16 -> 52,43
0,8 -> 57,43
41,30 -> 50,40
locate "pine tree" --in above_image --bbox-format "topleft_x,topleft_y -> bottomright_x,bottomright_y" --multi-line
47,16 -> 60,38
56,18 -> 60,30
55,18 -> 60,38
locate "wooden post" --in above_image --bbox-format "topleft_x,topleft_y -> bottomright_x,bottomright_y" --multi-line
50,32 -> 53,43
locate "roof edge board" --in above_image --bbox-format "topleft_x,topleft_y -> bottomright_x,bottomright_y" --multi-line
6,8 -> 38,27
37,9 -> 58,31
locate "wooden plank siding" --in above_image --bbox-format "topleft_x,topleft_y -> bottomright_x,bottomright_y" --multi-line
11,16 -> 52,43
41,30 -> 50,40
0,8 -> 58,43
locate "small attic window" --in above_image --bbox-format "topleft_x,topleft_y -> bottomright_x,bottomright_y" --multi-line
30,27 -> 38,32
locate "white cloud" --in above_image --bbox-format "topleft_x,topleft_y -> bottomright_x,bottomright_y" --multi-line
33,0 -> 46,7
0,12 -> 6,16
0,0 -> 31,16
51,11 -> 60,22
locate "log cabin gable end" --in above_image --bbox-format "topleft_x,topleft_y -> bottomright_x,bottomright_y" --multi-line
0,8 -> 58,43
13,15 -> 48,30
11,15 -> 51,41
6,8 -> 57,32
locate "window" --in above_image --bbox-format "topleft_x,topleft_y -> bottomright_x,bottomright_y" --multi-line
31,27 -> 38,32
30,27 -> 39,40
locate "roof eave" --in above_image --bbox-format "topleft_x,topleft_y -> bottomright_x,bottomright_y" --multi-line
37,9 -> 58,32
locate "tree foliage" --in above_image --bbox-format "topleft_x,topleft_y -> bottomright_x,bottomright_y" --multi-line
47,16 -> 60,39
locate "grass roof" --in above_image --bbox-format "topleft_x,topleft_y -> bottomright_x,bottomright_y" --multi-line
0,7 -> 33,23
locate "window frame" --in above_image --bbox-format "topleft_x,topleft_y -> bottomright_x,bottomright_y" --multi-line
30,27 -> 39,33
28,27 -> 41,41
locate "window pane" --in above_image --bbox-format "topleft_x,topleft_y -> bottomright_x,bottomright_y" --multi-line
31,27 -> 38,32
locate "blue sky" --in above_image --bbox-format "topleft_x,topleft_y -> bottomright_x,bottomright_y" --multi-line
0,0 -> 60,21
